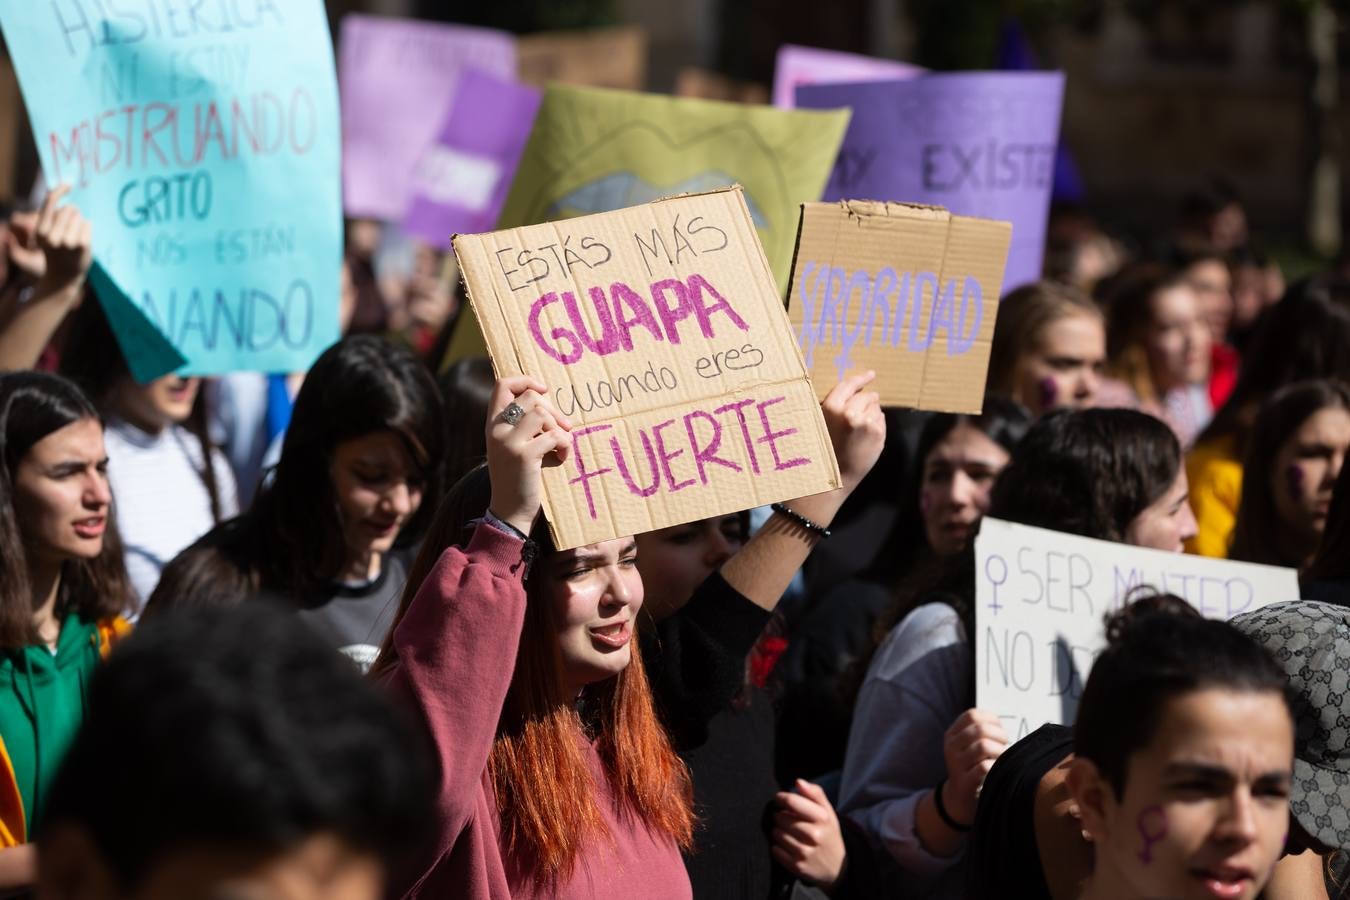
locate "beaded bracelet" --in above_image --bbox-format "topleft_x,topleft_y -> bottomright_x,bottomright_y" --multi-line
934,779 -> 971,833
770,502 -> 832,539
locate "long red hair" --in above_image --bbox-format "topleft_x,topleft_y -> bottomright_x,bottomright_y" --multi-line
372,466 -> 694,885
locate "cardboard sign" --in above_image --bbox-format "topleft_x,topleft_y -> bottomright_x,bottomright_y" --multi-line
675,68 -> 770,105
453,187 -> 841,550
975,518 -> 1299,740
401,71 -> 542,250
442,84 -> 851,366
2,0 -> 343,381
339,15 -> 515,220
516,26 -> 647,91
786,201 -> 1010,412
797,73 -> 1064,294
772,45 -> 922,109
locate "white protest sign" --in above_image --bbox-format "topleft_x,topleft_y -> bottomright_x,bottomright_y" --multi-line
975,517 -> 1300,740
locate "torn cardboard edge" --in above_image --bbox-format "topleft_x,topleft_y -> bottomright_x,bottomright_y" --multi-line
786,199 -> 1012,414
453,185 -> 841,550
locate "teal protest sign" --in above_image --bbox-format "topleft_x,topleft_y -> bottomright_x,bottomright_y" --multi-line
0,0 -> 342,381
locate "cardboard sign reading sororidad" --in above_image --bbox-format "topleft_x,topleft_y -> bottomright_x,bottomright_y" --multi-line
974,518 -> 1299,741
454,187 -> 842,550
787,201 -> 1011,412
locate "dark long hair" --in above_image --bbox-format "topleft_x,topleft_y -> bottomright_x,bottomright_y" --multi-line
1076,593 -> 1289,797
1198,275 -> 1350,456
1101,263 -> 1192,404
148,337 -> 447,614
870,395 -> 1031,584
57,293 -> 225,521
0,372 -> 131,647
437,356 -> 494,488
861,408 -> 1181,697
1230,379 -> 1350,568
1305,450 -> 1350,584
243,336 -> 447,599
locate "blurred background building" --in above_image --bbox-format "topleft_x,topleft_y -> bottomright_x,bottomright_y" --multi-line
1,0 -> 1345,261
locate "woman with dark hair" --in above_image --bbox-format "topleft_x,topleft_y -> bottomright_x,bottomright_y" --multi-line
1229,380 -> 1350,570
1068,595 -> 1293,900
0,372 -> 132,888
776,396 -> 1030,783
1187,275 -> 1350,557
986,281 -> 1105,419
1303,450 -> 1350,603
146,336 -> 446,671
58,296 -> 237,613
438,355 -> 495,487
839,408 -> 1196,900
1101,263 -> 1213,446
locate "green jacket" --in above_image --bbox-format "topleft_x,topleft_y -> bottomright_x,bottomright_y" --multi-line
0,616 -> 128,844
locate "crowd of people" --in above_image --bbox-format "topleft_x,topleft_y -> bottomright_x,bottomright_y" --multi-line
0,141 -> 1348,900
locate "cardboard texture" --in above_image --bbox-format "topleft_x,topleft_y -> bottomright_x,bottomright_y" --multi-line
401,71 -> 543,250
675,68 -> 770,105
796,72 -> 1064,295
772,45 -> 923,109
975,518 -> 1299,739
786,201 -> 1011,412
442,84 -> 851,367
1,0 -> 342,381
339,15 -> 516,220
516,26 -> 648,91
454,187 -> 841,550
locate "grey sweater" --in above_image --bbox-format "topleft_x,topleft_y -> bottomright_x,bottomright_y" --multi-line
839,602 -> 971,900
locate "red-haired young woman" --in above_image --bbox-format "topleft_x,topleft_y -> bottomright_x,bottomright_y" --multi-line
372,376 -> 695,898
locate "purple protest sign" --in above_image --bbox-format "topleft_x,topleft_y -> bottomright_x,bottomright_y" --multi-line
402,71 -> 542,249
772,45 -> 922,109
797,72 -> 1065,293
339,15 -> 516,220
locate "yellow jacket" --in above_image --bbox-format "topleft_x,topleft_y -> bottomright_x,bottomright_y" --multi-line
0,617 -> 129,847
1185,436 -> 1243,559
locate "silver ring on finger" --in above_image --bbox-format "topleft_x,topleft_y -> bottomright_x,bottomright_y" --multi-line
499,402 -> 525,427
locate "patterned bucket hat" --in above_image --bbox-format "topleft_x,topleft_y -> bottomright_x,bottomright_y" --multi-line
1231,601 -> 1350,851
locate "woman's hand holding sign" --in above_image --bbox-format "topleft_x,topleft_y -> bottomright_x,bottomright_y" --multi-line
786,370 -> 887,530
721,372 -> 886,613
486,376 -> 573,536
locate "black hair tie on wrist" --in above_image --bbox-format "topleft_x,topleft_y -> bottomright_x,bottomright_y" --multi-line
770,502 -> 831,539
934,779 -> 971,833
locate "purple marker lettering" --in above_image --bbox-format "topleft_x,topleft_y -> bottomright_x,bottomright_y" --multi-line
715,398 -> 760,474
610,431 -> 660,497
653,419 -> 695,492
685,409 -> 739,484
1136,805 -> 1168,864
528,293 -> 583,364
567,424 -> 615,519
687,273 -> 749,338
756,396 -> 809,471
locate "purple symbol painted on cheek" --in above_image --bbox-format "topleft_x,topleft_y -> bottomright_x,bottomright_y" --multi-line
1285,464 -> 1305,497
1037,376 -> 1058,411
1136,805 -> 1168,864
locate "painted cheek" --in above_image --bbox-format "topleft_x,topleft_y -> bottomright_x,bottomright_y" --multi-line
1285,464 -> 1305,500
1136,805 -> 1168,864
1038,376 -> 1059,411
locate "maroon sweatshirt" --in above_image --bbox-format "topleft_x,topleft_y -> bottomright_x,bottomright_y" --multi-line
382,522 -> 692,899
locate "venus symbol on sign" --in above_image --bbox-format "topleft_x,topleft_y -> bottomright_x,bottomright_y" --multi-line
984,553 -> 1008,616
